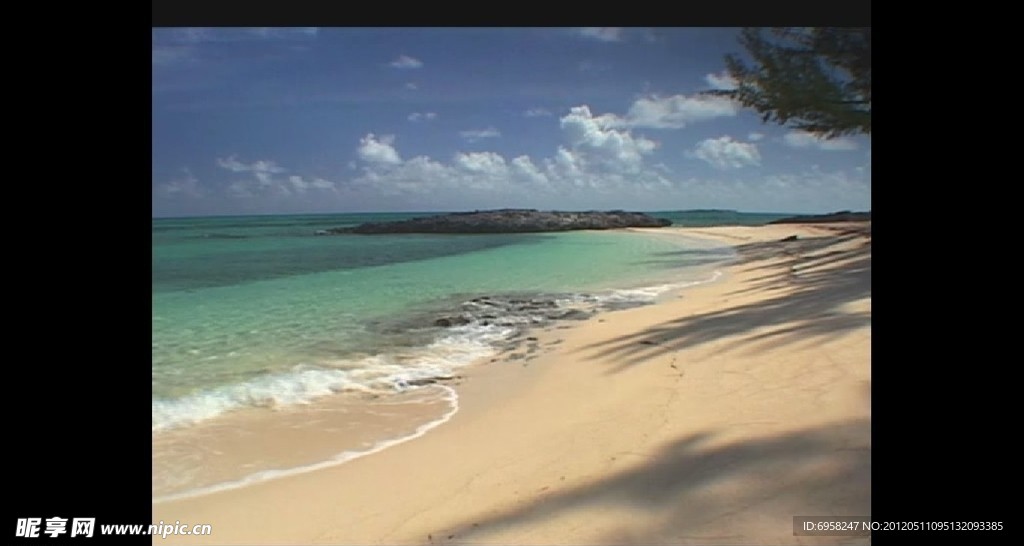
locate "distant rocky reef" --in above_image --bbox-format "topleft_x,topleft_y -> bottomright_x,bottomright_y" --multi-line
321,209 -> 673,235
768,211 -> 871,224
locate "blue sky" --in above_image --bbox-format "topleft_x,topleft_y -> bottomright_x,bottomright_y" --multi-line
152,27 -> 871,217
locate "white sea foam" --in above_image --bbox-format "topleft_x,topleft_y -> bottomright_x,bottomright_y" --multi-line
153,385 -> 460,504
152,267 -> 731,501
152,268 -> 728,433
594,269 -> 725,304
152,324 -> 514,432
153,262 -> 732,434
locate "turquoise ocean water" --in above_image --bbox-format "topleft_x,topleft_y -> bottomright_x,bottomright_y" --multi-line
151,210 -> 785,499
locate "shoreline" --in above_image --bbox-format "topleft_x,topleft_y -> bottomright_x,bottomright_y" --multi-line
152,228 -> 728,435
154,222 -> 870,544
152,229 -> 733,502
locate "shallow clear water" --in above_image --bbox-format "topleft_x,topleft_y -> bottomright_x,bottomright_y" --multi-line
151,211 -> 753,499
152,213 -> 750,430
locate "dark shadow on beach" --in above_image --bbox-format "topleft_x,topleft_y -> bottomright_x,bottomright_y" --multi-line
421,226 -> 872,544
434,418 -> 870,544
582,226 -> 871,371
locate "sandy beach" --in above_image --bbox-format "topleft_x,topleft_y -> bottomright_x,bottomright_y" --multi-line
153,222 -> 871,545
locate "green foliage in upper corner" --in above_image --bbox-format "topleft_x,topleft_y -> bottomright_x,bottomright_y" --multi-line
710,27 -> 871,139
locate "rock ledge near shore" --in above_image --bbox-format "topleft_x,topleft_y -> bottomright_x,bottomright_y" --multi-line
321,209 -> 673,235
767,210 -> 871,224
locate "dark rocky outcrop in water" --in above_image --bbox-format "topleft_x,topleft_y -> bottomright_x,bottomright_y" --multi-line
323,209 -> 672,234
768,211 -> 871,224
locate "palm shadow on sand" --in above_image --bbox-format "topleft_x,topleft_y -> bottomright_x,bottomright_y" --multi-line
436,418 -> 870,544
583,227 -> 871,372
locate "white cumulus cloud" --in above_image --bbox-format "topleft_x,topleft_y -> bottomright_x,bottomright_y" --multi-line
455,151 -> 508,174
347,126 -> 670,203
546,146 -> 584,179
748,132 -> 765,141
339,123 -> 866,211
783,130 -> 859,151
357,134 -> 403,165
688,136 -> 761,169
705,71 -> 738,90
560,105 -> 657,172
510,155 -> 550,187
620,94 -> 739,129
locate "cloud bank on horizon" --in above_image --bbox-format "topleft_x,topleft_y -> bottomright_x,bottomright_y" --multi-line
153,27 -> 870,216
